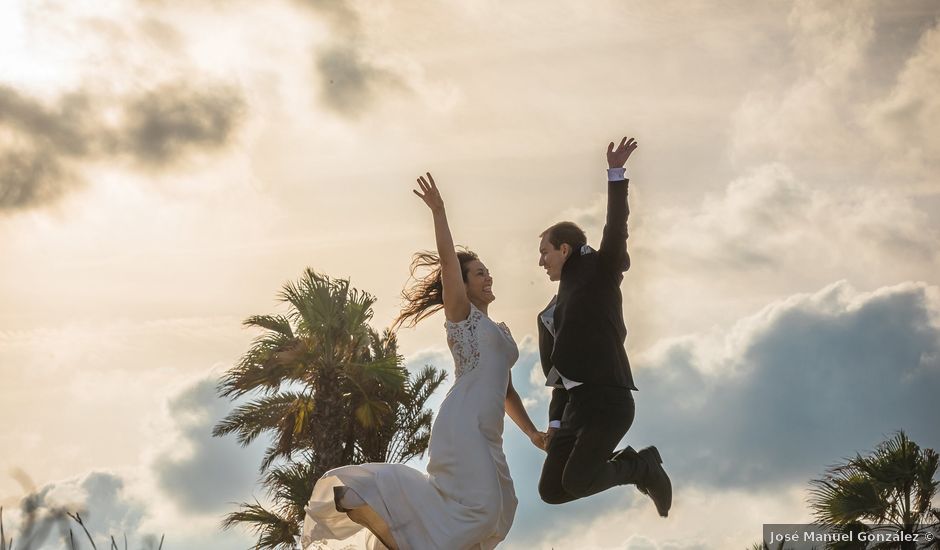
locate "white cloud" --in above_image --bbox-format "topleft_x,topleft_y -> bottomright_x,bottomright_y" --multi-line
631,280 -> 940,490
0,316 -> 255,506
151,377 -> 269,514
730,0 -> 875,167
1,375 -> 267,550
730,0 -> 940,187
1,471 -> 154,550
647,163 -> 939,273
508,484 -> 812,550
865,18 -> 940,179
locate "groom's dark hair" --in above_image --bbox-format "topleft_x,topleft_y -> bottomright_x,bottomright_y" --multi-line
541,221 -> 586,251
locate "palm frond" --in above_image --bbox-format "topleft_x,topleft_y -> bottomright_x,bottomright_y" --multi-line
279,271 -> 375,341
221,501 -> 298,550
386,365 -> 447,463
213,391 -> 314,448
262,458 -> 317,521
809,430 -> 940,532
218,335 -> 306,398
354,399 -> 392,429
344,355 -> 406,389
243,315 -> 294,338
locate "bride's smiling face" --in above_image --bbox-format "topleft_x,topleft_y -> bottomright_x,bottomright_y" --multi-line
463,259 -> 495,305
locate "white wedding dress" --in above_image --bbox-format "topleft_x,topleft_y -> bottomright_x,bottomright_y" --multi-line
302,303 -> 520,549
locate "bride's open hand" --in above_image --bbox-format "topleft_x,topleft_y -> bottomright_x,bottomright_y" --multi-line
413,172 -> 444,213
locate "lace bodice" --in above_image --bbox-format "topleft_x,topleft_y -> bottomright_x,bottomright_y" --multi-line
445,305 -> 514,379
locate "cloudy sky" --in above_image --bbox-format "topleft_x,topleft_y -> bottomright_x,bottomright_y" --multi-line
2,0 -> 939,548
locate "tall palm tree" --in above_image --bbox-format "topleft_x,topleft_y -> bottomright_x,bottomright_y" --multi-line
214,269 -> 446,549
809,431 -> 940,549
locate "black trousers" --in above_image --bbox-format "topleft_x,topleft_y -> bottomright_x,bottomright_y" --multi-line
538,384 -> 643,504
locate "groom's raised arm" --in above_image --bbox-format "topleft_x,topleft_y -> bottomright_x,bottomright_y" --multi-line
598,137 -> 637,274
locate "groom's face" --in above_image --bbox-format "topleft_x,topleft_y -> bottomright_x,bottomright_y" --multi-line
538,235 -> 569,282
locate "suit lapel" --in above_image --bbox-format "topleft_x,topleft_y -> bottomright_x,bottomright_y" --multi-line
537,295 -> 557,377
538,295 -> 557,320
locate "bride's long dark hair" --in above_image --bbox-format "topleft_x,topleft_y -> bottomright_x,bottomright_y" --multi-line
393,248 -> 479,330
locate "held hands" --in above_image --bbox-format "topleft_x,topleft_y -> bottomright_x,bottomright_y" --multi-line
544,427 -> 557,449
529,430 -> 550,452
607,137 -> 638,169
413,172 -> 444,213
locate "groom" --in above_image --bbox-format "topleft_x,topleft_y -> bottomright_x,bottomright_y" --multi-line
536,136 -> 672,517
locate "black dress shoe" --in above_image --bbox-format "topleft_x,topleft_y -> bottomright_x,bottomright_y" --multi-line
637,446 -> 672,518
611,446 -> 651,494
610,445 -> 638,462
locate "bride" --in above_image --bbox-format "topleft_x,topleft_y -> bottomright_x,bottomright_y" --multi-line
301,172 -> 546,549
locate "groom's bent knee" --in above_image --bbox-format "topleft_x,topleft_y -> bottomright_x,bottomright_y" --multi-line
560,470 -> 594,499
538,479 -> 569,505
539,490 -> 570,505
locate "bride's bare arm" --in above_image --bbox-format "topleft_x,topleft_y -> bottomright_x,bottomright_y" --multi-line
413,172 -> 470,322
505,378 -> 547,451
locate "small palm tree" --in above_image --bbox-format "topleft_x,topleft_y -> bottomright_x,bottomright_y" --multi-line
216,271 -> 406,472
214,269 -> 446,549
809,431 -> 940,549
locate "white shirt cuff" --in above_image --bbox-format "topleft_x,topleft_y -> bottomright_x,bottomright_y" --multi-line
607,167 -> 627,181
548,420 -> 562,429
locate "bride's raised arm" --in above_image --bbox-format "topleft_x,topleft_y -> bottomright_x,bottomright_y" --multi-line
413,172 -> 471,323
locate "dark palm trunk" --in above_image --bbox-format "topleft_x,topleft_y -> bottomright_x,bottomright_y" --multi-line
311,367 -> 347,474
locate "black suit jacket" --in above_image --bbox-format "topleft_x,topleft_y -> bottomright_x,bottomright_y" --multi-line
539,178 -> 637,423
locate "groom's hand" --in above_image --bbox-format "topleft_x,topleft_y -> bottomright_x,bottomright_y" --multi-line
544,427 -> 558,448
607,136 -> 638,169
